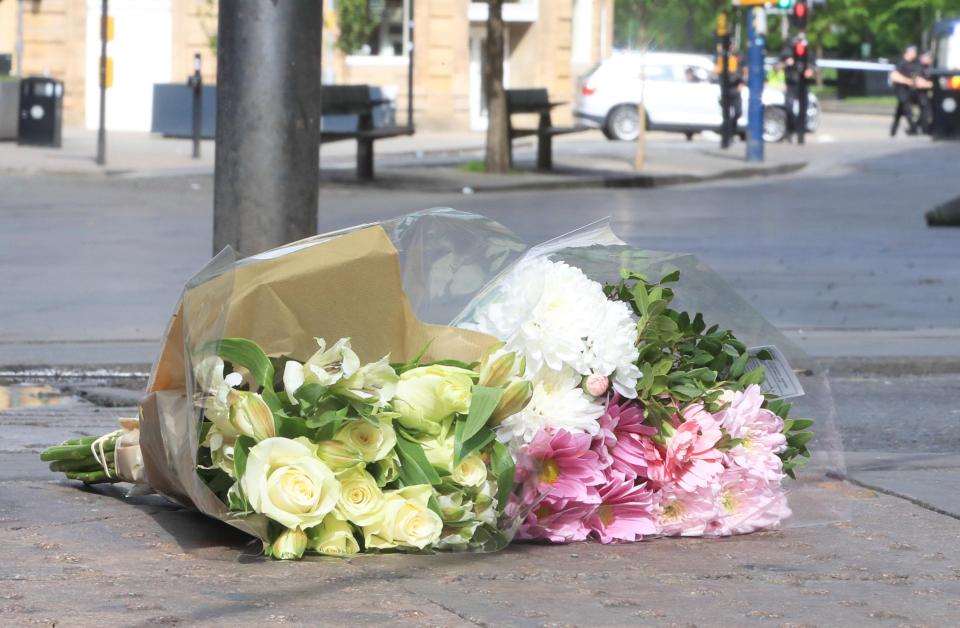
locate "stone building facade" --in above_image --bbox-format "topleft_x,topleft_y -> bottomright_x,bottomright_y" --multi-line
0,0 -> 612,132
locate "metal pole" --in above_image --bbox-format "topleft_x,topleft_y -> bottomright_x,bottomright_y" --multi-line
15,0 -> 24,76
95,0 -> 108,166
190,53 -> 202,159
406,7 -> 414,129
213,0 -> 321,257
745,7 -> 765,163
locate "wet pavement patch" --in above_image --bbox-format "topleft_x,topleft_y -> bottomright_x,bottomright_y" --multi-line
0,383 -> 80,410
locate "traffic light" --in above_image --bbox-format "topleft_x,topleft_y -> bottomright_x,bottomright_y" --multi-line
794,38 -> 808,63
791,0 -> 808,30
777,0 -> 794,9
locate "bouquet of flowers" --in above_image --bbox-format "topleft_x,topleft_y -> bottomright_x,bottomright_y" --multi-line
461,260 -> 813,542
41,209 -> 831,558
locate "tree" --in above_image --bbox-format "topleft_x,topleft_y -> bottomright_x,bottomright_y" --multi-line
484,0 -> 510,173
337,0 -> 379,54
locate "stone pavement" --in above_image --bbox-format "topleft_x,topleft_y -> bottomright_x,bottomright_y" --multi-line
2,399 -> 959,627
0,113 -> 896,189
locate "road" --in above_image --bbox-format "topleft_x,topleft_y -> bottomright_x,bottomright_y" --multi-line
1,114 -> 958,366
2,113 -> 960,626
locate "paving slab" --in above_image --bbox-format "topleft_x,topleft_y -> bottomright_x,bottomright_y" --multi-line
3,396 -> 960,626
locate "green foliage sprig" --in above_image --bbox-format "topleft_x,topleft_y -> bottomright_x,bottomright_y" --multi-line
605,269 -> 814,477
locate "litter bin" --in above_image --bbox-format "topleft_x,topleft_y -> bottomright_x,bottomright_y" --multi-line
18,77 -> 63,147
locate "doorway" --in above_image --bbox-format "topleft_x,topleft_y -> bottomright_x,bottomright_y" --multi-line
85,0 -> 172,131
469,25 -> 510,131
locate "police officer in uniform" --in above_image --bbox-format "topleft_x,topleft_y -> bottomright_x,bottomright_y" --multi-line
890,46 -> 920,136
915,51 -> 935,134
781,41 -> 815,143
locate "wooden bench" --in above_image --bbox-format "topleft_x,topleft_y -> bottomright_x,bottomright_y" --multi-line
506,88 -> 589,170
320,84 -> 413,180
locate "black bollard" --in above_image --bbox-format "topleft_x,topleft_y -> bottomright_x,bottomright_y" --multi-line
188,53 -> 202,160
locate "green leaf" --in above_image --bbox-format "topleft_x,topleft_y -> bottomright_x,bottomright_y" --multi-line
658,270 -> 680,284
453,422 -> 495,467
216,338 -> 275,390
490,440 -> 515,515
632,282 -> 650,315
395,431 -> 441,486
787,431 -> 814,447
671,383 -> 701,399
729,351 -> 750,378
304,408 -> 347,429
461,386 -> 503,443
428,359 -> 477,371
427,493 -> 443,519
233,435 -> 255,482
788,419 -> 815,431
295,383 -> 329,409
275,412 -> 314,439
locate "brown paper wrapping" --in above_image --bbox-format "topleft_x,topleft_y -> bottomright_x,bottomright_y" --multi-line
138,226 -> 497,538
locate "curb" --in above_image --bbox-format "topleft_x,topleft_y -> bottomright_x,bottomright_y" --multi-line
4,354 -> 960,384
816,356 -> 960,377
319,161 -> 809,194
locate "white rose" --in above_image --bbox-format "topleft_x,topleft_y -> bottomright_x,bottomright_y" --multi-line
362,484 -> 443,550
335,417 -> 396,462
241,437 -> 341,530
451,454 -> 487,488
334,468 -> 386,526
392,365 -> 475,434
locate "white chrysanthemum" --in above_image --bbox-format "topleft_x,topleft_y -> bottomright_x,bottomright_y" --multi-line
471,258 -> 640,398
581,299 -> 641,397
497,367 -> 605,446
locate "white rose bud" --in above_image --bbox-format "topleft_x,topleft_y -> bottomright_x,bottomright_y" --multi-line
491,379 -> 533,425
268,526 -> 308,560
478,345 -> 517,388
314,439 -> 365,472
227,391 -> 276,442
308,515 -> 359,556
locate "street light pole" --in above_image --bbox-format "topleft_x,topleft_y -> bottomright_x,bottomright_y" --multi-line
15,0 -> 24,76
745,6 -> 766,162
95,0 -> 108,166
213,0 -> 321,257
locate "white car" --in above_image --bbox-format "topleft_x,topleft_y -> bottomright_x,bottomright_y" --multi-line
575,51 -> 819,143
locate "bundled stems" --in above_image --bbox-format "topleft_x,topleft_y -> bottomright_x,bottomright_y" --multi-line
40,434 -> 120,484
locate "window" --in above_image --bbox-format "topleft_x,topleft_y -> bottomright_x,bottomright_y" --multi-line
640,64 -> 674,81
347,0 -> 411,58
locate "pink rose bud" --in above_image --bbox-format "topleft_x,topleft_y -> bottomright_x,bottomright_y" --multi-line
583,374 -> 609,397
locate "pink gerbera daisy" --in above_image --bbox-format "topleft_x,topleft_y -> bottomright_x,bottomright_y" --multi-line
717,385 -> 788,482
524,428 -> 604,503
658,404 -> 725,492
586,470 -> 658,543
594,396 -> 658,479
656,483 -> 719,537
517,494 -> 593,543
706,468 -> 792,536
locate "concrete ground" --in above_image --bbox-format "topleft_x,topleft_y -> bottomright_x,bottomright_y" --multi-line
2,111 -> 960,626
